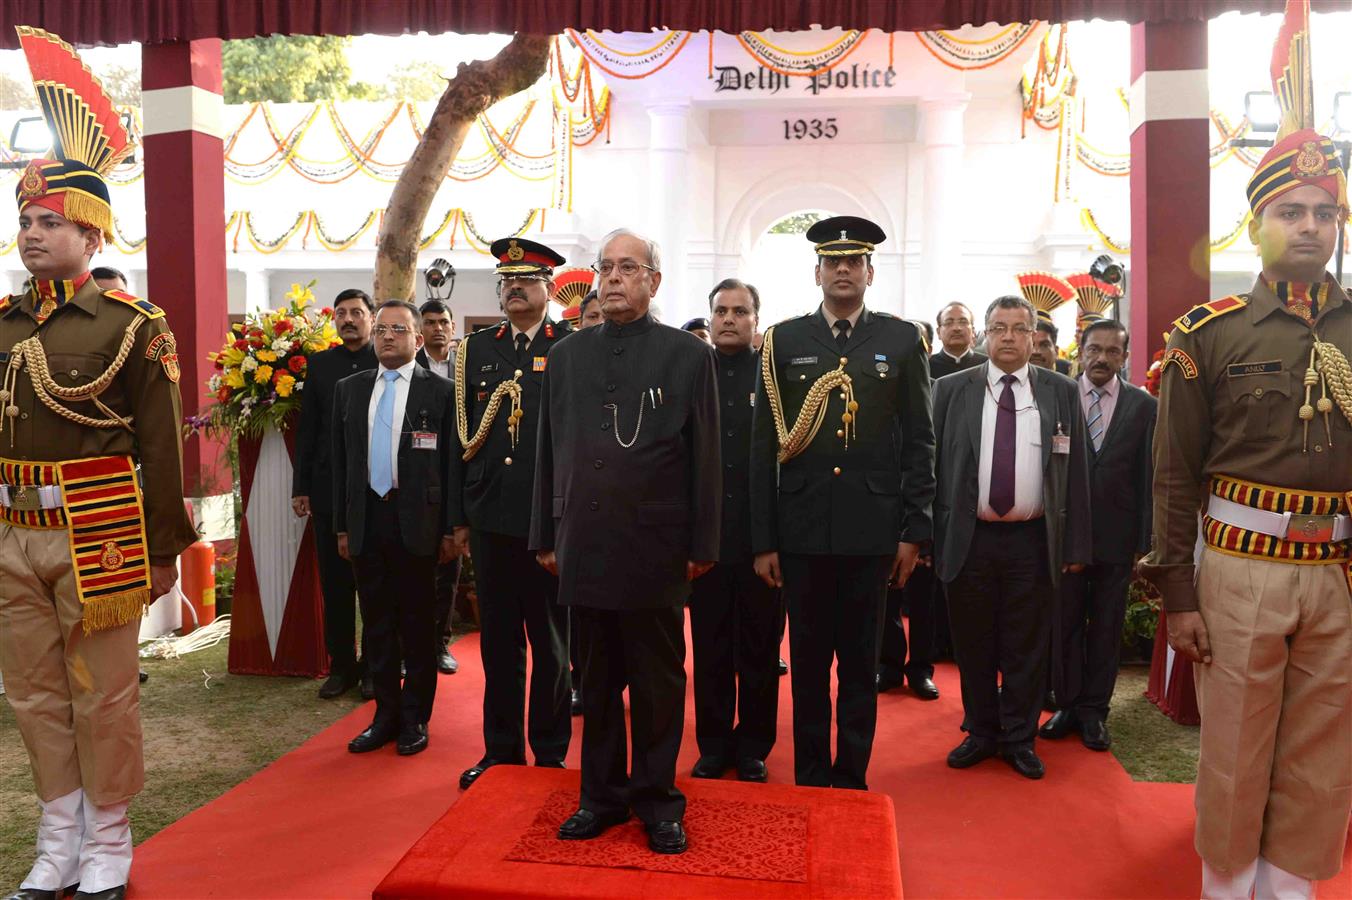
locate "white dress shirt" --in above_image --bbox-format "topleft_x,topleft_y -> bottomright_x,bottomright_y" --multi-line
943,347 -> 973,365
977,363 -> 1045,522
367,359 -> 416,490
511,318 -> 544,344
424,351 -> 452,380
819,304 -> 864,336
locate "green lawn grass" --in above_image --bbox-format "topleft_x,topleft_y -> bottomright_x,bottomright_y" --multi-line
0,653 -> 1197,889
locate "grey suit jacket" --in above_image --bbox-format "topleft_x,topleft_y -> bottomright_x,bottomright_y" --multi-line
930,362 -> 1092,587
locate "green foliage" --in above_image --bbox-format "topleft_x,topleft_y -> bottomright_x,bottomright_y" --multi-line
222,35 -> 375,103
1122,578 -> 1161,650
381,60 -> 449,101
768,211 -> 825,235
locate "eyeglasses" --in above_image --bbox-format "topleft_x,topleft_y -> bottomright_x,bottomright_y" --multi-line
373,324 -> 413,337
940,318 -> 972,328
985,324 -> 1034,337
592,261 -> 656,278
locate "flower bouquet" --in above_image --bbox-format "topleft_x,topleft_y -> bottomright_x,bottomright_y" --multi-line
202,281 -> 339,437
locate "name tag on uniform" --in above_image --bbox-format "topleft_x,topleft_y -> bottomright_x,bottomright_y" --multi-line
479,363 -> 499,373
749,392 -> 756,407
411,431 -> 438,450
1226,360 -> 1282,377
533,356 -> 547,372
789,356 -> 818,366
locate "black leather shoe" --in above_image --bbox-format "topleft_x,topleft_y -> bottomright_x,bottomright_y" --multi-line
570,688 -> 583,716
1003,747 -> 1046,780
876,670 -> 905,693
646,821 -> 687,854
138,669 -> 149,684
318,671 -> 357,699
397,723 -> 429,756
8,889 -> 67,900
946,736 -> 998,769
535,759 -> 565,768
1080,718 -> 1111,751
348,722 -> 396,753
1038,709 -> 1079,740
557,808 -> 630,840
777,657 -> 789,676
736,758 -> 767,783
907,675 -> 940,700
437,642 -> 458,674
460,759 -> 507,789
690,755 -> 731,779
359,673 -> 375,701
74,886 -> 126,899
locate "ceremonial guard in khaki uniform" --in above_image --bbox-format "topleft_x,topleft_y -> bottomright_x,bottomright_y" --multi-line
452,238 -> 572,789
1143,13 -> 1352,892
750,217 -> 935,789
0,27 -> 196,900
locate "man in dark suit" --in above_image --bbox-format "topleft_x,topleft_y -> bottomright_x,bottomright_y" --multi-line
689,278 -> 780,784
416,298 -> 460,676
750,216 -> 935,791
1041,319 -> 1155,751
930,301 -> 988,378
291,288 -> 378,699
932,294 -> 1092,779
531,228 -> 720,855
1031,316 -> 1073,376
453,239 -> 573,790
332,300 -> 457,757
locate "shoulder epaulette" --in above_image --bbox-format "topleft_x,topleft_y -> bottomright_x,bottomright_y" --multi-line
1172,295 -> 1247,335
903,319 -> 930,354
873,310 -> 895,319
101,288 -> 165,320
492,320 -> 509,339
0,294 -> 14,314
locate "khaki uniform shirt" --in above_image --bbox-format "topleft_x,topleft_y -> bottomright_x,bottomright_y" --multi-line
1144,275 -> 1352,611
0,277 -> 197,564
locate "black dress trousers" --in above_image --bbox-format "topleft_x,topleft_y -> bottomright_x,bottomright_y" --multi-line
471,529 -> 570,764
688,558 -> 781,764
575,605 -> 687,825
351,491 -> 439,728
878,561 -> 938,683
1058,562 -> 1133,722
312,510 -> 366,676
945,519 -> 1052,751
781,553 -> 892,790
433,556 -> 461,641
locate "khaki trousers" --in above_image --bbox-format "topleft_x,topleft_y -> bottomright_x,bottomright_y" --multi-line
1195,547 -> 1352,882
0,522 -> 143,805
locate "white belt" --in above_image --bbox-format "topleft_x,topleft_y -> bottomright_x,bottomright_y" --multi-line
0,484 -> 64,510
1207,494 -> 1352,543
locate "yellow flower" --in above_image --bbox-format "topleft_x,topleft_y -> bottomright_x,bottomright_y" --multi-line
285,282 -> 315,308
256,349 -> 278,363
305,340 -> 327,353
224,369 -> 245,388
275,374 -> 297,397
254,365 -> 273,384
222,347 -> 246,366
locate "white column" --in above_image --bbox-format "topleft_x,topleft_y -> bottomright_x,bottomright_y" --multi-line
917,95 -> 970,320
647,102 -> 691,324
243,267 -> 271,315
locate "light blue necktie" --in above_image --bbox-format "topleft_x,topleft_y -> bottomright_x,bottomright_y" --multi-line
370,370 -> 399,497
1087,387 -> 1105,452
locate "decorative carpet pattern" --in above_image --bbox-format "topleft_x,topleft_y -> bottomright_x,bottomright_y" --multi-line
503,788 -> 810,882
124,629 -> 1352,898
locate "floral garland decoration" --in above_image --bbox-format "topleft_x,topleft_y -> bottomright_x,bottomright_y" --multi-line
565,29 -> 692,79
734,30 -> 871,76
203,281 -> 340,438
915,23 -> 1043,71
1080,208 -> 1253,255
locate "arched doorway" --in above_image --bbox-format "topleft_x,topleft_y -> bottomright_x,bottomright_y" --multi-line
744,210 -> 831,326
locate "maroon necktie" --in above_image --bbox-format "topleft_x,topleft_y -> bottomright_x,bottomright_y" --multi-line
989,373 -> 1017,517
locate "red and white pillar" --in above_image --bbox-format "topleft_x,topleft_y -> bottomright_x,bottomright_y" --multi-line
1124,21 -> 1211,378
1128,21 -> 1210,383
141,40 -> 228,491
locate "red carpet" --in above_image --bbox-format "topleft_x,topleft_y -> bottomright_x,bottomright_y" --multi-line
128,629 -> 1352,898
373,767 -> 901,897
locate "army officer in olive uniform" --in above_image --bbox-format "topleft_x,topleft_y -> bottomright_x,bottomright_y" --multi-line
750,216 -> 936,790
452,238 -> 573,790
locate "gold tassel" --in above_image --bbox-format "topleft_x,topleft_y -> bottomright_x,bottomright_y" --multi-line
81,588 -> 149,635
61,191 -> 115,241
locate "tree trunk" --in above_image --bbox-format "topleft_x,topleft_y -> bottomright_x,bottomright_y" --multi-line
373,34 -> 551,302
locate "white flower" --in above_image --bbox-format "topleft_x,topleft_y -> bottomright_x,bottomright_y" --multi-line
240,356 -> 258,372
208,374 -> 222,391
271,337 -> 291,353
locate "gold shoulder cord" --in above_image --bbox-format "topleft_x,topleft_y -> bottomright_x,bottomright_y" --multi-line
760,325 -> 858,464
1301,338 -> 1352,451
454,330 -> 524,462
0,314 -> 146,447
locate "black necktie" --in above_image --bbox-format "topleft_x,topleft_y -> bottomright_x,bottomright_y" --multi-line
834,319 -> 850,350
515,333 -> 530,367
